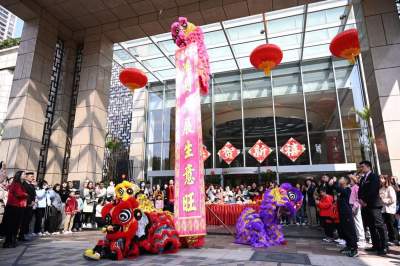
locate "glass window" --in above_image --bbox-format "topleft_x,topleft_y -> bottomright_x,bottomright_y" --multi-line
202,92 -> 213,169
306,6 -> 346,31
269,33 -> 302,50
242,70 -> 276,167
158,39 -> 176,55
302,59 -> 345,164
210,59 -> 237,73
214,72 -> 243,168
129,44 -> 162,59
208,46 -> 233,62
226,22 -> 264,43
162,83 -> 176,170
204,30 -> 227,47
232,40 -> 264,58
142,57 -> 173,70
272,65 -> 310,165
147,91 -> 163,143
334,59 -> 370,163
147,143 -> 161,171
267,15 -> 304,37
114,49 -> 131,61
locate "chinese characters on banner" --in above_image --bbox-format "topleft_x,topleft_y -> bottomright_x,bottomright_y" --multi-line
174,43 -> 206,237
218,142 -> 240,165
248,140 -> 272,163
280,137 -> 306,162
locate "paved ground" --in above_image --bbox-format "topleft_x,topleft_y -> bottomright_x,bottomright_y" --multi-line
0,227 -> 399,266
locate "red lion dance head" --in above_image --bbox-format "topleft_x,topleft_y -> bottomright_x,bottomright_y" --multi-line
84,196 -> 180,261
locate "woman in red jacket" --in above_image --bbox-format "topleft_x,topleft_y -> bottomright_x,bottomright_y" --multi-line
2,171 -> 28,248
316,188 -> 335,242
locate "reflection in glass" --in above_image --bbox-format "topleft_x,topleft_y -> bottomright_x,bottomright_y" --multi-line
242,70 -> 276,167
302,59 -> 345,164
214,72 -> 243,168
147,143 -> 161,171
334,60 -> 370,163
273,65 -> 309,165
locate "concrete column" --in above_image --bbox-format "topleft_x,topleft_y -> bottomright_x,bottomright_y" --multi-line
357,0 -> 400,176
129,88 -> 147,182
44,41 -> 77,185
0,14 -> 58,177
67,33 -> 113,183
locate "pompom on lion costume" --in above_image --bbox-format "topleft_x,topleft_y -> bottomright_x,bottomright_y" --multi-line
84,181 -> 180,261
235,183 -> 303,248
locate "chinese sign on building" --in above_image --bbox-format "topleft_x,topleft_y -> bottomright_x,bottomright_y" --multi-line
248,140 -> 272,163
218,142 -> 240,165
280,137 -> 306,162
174,43 -> 206,237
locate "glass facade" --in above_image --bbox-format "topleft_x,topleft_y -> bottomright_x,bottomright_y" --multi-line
145,58 -> 371,178
107,0 -> 374,183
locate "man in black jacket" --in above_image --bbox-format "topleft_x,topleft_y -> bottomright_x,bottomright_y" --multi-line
358,161 -> 388,255
19,172 -> 36,241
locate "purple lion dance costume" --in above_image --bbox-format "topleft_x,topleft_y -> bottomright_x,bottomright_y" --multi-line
235,183 -> 303,248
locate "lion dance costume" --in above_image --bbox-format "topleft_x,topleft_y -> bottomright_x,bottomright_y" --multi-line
84,181 -> 180,260
235,183 -> 303,248
171,17 -> 210,95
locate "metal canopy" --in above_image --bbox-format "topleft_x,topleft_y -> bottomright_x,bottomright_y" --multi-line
113,0 -> 354,83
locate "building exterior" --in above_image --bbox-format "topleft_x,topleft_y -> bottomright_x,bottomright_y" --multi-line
0,6 -> 15,40
0,45 -> 17,141
0,0 -> 399,186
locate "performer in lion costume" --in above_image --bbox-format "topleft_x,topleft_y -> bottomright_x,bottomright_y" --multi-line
84,181 -> 180,261
235,183 -> 303,248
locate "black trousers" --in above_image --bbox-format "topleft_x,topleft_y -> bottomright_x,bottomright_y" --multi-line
73,212 -> 82,229
34,208 -> 46,233
382,212 -> 399,243
20,206 -> 33,236
364,207 -> 388,250
361,208 -> 371,241
320,216 -> 334,238
339,212 -> 358,250
45,211 -> 61,233
2,205 -> 24,245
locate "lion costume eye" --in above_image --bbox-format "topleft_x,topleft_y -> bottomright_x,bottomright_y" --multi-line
105,214 -> 112,225
118,188 -> 124,196
133,209 -> 142,221
126,188 -> 133,195
119,209 -> 132,223
287,191 -> 296,201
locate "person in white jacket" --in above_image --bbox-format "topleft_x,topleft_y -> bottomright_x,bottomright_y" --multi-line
379,175 -> 399,246
34,180 -> 51,235
106,181 -> 115,202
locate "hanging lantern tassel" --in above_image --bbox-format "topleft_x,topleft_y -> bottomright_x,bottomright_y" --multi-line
329,29 -> 360,64
250,44 -> 283,76
119,68 -> 148,91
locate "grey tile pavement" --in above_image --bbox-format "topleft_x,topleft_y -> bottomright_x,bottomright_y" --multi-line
0,229 -> 398,266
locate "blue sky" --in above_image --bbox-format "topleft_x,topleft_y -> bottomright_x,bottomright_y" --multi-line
13,17 -> 23,38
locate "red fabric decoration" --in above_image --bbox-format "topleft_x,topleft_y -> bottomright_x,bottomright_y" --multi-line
119,68 -> 148,91
250,44 -> 283,76
329,29 -> 360,64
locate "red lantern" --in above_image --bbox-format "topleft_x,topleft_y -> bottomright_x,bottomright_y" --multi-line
329,29 -> 360,64
119,68 -> 148,91
250,44 -> 283,76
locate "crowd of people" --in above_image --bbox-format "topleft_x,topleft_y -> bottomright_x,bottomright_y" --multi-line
0,162 -> 120,248
1,160 -> 399,258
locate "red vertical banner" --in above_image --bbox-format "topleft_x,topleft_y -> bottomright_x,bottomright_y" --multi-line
174,43 -> 206,237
